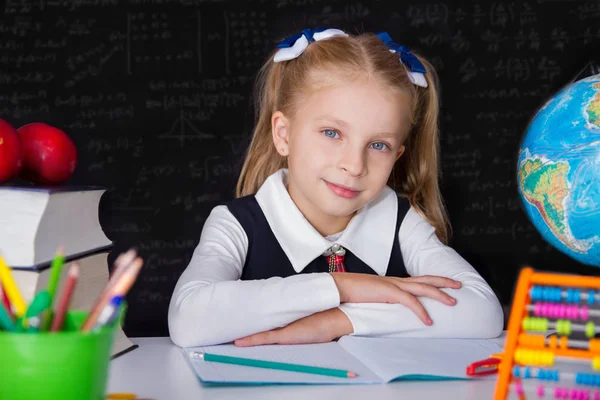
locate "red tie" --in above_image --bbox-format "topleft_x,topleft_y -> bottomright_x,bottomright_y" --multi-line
323,244 -> 346,273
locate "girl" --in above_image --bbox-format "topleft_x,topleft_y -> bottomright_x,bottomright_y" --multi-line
168,28 -> 503,348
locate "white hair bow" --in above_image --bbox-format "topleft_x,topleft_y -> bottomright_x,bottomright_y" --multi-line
273,28 -> 348,63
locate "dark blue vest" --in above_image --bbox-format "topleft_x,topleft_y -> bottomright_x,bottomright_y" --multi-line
226,195 -> 410,280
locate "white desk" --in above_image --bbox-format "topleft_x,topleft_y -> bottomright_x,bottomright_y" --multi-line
108,337 -> 500,400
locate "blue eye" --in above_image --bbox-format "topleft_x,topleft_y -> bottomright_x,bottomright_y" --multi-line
370,142 -> 389,151
322,129 -> 340,139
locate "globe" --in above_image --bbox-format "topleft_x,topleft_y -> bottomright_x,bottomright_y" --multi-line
517,73 -> 600,266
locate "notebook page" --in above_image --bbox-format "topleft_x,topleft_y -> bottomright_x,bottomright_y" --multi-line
182,341 -> 382,384
338,336 -> 503,383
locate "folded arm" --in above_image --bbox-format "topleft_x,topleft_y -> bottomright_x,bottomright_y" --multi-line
338,207 -> 504,338
167,206 -> 340,347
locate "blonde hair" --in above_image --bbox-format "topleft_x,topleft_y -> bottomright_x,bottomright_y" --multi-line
235,32 -> 451,244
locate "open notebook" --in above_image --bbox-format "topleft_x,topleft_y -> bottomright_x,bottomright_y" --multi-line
182,336 -> 504,385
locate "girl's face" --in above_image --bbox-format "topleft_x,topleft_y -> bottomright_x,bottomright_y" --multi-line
272,79 -> 411,232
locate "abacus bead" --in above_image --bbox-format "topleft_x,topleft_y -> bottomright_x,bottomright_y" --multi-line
590,340 -> 600,353
515,381 -> 524,395
535,302 -> 543,316
557,320 -> 572,335
537,384 -> 545,397
554,287 -> 563,302
582,306 -> 590,321
543,287 -> 552,301
587,321 -> 596,338
513,366 -> 521,377
582,390 -> 591,400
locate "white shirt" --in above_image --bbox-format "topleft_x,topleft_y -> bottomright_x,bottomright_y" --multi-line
168,169 -> 504,347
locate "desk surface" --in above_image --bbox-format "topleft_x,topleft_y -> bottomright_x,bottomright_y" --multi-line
108,337 -> 500,400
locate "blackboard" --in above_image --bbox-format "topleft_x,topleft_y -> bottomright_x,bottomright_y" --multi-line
1,0 -> 599,336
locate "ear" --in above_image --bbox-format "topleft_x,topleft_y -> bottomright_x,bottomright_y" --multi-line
271,111 -> 290,156
395,145 -> 405,161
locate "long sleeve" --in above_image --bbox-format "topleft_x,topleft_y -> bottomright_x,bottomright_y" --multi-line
338,207 -> 504,339
167,206 -> 341,347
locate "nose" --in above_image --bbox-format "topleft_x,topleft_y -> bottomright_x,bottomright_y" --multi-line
337,145 -> 367,177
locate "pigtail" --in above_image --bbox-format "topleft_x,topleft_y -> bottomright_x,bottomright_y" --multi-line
394,55 -> 452,244
236,56 -> 288,197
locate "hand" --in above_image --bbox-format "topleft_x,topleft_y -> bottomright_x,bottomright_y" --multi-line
234,308 -> 353,347
330,273 -> 462,325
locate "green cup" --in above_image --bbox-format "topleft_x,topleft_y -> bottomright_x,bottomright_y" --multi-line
0,310 -> 119,400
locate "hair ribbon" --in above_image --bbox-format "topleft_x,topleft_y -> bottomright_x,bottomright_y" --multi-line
274,28 -> 348,63
376,32 -> 428,88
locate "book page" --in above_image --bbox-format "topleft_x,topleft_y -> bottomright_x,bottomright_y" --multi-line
338,336 -> 504,383
182,341 -> 382,384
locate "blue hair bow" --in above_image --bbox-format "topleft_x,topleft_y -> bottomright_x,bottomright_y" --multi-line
274,28 -> 348,63
376,32 -> 428,88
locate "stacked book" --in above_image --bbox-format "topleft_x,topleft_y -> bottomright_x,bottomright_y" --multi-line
0,186 -> 137,358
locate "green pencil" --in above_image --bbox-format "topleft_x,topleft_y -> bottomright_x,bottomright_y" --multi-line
47,247 -> 66,300
42,247 -> 65,331
190,352 -> 357,378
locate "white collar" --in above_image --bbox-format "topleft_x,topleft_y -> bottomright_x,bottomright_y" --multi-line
255,169 -> 398,276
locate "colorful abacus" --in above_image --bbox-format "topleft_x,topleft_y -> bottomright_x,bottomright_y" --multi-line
495,267 -> 600,399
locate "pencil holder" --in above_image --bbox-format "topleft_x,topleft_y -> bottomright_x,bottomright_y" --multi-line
0,310 -> 121,400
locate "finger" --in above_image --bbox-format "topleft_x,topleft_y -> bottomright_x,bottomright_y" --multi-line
391,290 -> 432,325
234,330 -> 277,347
402,275 -> 462,289
395,282 -> 457,306
403,275 -> 461,288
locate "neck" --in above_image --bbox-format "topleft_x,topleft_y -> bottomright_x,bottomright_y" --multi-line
287,182 -> 353,237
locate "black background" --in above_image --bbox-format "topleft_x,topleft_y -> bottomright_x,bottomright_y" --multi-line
1,0 -> 599,336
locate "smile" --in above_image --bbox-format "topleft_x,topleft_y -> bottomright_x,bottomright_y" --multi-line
324,180 -> 361,199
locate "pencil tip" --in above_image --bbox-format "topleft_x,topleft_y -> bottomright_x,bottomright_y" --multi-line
57,245 -> 64,255
70,262 -> 80,274
348,372 -> 356,378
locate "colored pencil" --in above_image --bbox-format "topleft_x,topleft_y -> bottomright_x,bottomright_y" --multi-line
110,258 -> 143,296
50,263 -> 80,332
0,299 -> 15,331
81,256 -> 143,332
92,295 -> 123,330
84,249 -> 136,325
42,247 -> 66,331
191,352 -> 357,378
0,255 -> 27,318
46,247 -> 66,300
1,286 -> 12,319
24,291 -> 51,332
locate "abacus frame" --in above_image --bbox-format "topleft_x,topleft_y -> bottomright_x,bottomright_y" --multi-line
494,267 -> 600,399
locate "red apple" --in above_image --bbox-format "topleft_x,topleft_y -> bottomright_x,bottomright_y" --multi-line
17,123 -> 77,185
0,119 -> 22,183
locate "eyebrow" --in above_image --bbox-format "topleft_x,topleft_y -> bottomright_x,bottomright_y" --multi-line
315,115 -> 349,128
314,115 -> 400,139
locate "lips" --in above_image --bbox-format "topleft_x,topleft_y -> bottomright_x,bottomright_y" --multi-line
324,180 -> 361,199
